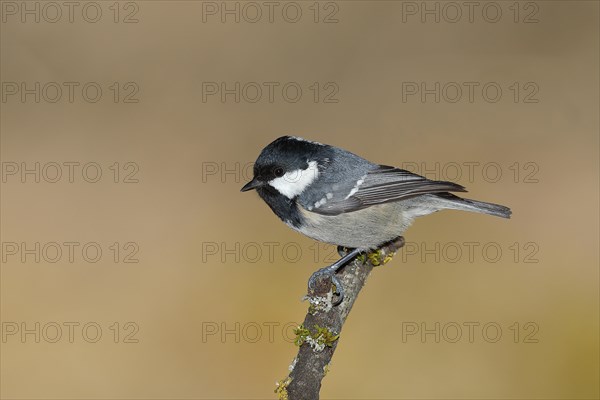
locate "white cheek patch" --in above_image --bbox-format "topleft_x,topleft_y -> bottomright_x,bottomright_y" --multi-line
268,161 -> 319,199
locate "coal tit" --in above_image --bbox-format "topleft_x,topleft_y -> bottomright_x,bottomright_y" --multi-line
241,136 -> 511,251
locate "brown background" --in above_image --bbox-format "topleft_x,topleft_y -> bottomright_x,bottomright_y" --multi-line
1,1 -> 598,399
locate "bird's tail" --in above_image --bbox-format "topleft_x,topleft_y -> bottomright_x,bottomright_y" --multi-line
433,192 -> 512,219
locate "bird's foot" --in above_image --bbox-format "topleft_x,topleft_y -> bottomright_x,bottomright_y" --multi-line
307,265 -> 344,306
307,247 -> 363,307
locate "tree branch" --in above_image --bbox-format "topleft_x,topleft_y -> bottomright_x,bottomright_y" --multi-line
276,237 -> 405,400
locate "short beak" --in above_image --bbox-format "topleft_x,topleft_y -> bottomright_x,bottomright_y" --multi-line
240,177 -> 264,192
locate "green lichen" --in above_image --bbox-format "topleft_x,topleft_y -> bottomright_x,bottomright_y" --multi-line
293,324 -> 339,351
274,376 -> 292,400
367,248 -> 396,266
313,325 -> 340,347
293,325 -> 311,347
323,363 -> 330,377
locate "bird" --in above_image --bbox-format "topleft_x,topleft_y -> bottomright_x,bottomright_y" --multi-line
241,136 -> 511,304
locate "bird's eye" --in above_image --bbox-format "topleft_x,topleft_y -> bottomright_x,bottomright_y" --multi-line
274,167 -> 285,177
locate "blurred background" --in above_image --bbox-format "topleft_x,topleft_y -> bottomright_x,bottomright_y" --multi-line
1,1 -> 598,399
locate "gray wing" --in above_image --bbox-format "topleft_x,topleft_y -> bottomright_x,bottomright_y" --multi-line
311,165 -> 467,215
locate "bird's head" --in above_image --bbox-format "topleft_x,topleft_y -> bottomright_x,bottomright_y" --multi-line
241,136 -> 330,199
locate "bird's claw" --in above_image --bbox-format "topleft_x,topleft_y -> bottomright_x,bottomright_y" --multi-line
307,247 -> 362,308
308,266 -> 344,306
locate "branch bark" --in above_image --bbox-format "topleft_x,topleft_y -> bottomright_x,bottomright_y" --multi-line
278,237 -> 405,400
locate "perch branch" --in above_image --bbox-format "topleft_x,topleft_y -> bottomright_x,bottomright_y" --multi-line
277,237 -> 405,400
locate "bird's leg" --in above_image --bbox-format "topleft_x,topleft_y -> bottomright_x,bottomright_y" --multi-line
308,248 -> 362,306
